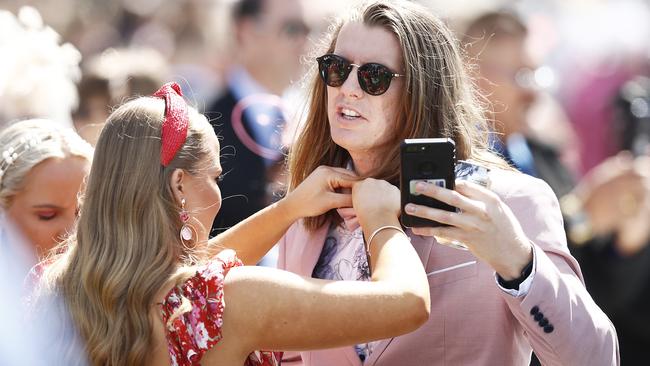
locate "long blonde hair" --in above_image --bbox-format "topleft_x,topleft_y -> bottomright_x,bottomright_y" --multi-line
40,97 -> 214,365
289,0 -> 505,230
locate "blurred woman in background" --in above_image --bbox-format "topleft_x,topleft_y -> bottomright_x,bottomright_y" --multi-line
0,120 -> 92,259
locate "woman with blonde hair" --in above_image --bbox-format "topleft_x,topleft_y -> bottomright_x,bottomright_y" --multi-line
278,1 -> 618,365
34,82 -> 430,366
0,120 -> 92,259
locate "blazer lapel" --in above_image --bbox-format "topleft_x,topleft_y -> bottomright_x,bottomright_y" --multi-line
293,222 -> 330,277
363,338 -> 395,366
363,232 -> 434,366
345,348 -> 364,366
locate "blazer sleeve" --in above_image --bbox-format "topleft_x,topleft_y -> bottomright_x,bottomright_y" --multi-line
498,174 -> 620,366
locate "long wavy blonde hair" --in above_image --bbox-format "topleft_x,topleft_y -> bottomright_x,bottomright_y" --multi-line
38,97 -> 214,365
288,0 -> 506,230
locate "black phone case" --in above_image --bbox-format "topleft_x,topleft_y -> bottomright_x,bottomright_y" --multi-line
400,138 -> 456,228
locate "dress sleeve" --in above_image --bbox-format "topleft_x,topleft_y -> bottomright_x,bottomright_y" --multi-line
201,251 -> 282,366
161,249 -> 243,366
195,249 -> 243,346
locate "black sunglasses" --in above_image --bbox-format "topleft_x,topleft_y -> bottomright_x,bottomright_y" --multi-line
316,53 -> 403,96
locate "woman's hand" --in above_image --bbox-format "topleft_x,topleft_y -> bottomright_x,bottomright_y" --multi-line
352,178 -> 401,230
213,166 -> 357,265
282,166 -> 359,220
406,180 -> 532,280
612,155 -> 650,255
575,153 -> 650,235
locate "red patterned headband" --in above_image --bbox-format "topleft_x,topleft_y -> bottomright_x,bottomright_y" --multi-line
153,82 -> 189,166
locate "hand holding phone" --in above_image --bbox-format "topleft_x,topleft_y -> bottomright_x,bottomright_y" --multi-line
400,138 -> 456,228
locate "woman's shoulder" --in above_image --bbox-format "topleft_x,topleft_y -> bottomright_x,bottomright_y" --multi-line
163,249 -> 242,305
159,249 -> 244,365
159,250 -> 280,366
200,249 -> 243,278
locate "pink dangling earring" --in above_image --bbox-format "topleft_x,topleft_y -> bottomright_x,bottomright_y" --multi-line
179,198 -> 197,249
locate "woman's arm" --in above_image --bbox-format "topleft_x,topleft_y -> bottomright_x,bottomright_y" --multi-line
208,166 -> 357,265
214,178 -> 430,356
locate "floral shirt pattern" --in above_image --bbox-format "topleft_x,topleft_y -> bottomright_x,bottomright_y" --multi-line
160,249 -> 281,366
312,221 -> 377,361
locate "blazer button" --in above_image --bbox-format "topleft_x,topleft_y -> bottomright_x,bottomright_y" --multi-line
530,306 -> 539,315
538,318 -> 549,327
534,312 -> 544,322
543,324 -> 554,333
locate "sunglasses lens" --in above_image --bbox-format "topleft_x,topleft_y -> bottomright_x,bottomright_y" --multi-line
318,55 -> 350,87
317,55 -> 398,96
358,63 -> 392,96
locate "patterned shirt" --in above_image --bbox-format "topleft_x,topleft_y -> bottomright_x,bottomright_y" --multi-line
312,220 -> 378,361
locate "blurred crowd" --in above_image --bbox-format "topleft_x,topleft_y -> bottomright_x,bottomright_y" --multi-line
1,0 -> 649,364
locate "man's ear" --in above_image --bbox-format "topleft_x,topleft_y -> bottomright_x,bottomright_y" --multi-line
169,169 -> 186,205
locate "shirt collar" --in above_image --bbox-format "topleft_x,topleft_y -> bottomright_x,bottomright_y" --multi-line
228,66 -> 270,101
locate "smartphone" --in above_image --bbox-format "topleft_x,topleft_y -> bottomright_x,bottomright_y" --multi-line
400,138 -> 456,228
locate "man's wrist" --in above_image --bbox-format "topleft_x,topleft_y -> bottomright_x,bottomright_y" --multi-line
495,241 -> 533,280
498,257 -> 534,290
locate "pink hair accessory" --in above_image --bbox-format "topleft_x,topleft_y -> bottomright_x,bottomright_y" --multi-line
153,82 -> 189,166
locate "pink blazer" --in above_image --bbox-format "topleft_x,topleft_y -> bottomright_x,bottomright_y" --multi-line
277,169 -> 619,366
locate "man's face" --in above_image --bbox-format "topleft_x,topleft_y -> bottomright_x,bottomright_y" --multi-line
240,0 -> 309,92
476,36 -> 538,137
326,22 -> 404,161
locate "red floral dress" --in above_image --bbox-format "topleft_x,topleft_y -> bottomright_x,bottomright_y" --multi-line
160,249 -> 281,366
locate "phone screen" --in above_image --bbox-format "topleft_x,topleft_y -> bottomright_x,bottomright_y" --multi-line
455,160 -> 490,188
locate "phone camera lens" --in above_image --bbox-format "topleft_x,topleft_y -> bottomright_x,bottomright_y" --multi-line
419,162 -> 435,175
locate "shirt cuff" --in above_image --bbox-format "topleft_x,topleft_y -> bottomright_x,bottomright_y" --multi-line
494,245 -> 537,297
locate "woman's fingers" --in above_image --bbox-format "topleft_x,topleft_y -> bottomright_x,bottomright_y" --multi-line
327,166 -> 359,178
332,174 -> 357,189
327,191 -> 353,209
316,166 -> 358,190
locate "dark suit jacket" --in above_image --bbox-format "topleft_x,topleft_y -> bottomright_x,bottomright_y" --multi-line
525,137 -> 576,199
572,238 -> 650,365
204,88 -> 271,235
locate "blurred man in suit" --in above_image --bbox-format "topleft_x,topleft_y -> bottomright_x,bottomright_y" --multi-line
205,0 -> 309,261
